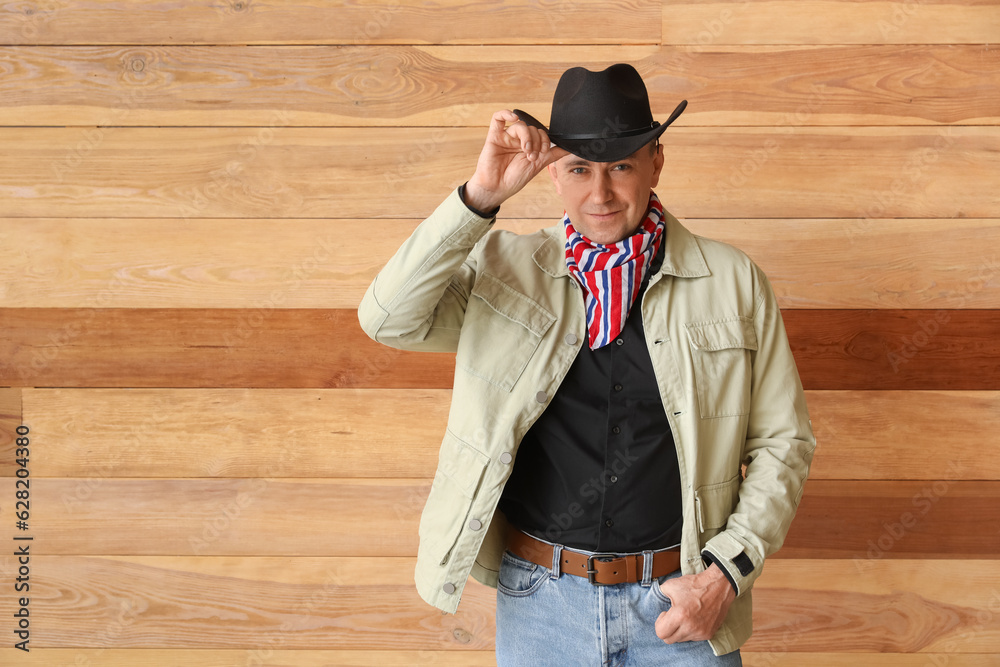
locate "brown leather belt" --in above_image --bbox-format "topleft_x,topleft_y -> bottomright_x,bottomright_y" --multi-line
506,526 -> 680,585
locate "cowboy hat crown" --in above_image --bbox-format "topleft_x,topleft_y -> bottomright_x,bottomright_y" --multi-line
515,63 -> 686,162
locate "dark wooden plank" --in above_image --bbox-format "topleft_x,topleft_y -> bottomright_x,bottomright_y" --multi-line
0,0 -> 659,45
784,309 -> 1000,391
0,389 -> 21,476
1,45 -> 997,126
2,309 -> 999,390
781,480 -> 1000,561
0,477 -> 996,558
0,308 -> 451,389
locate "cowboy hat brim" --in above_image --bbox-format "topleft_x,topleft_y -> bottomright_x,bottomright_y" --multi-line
513,99 -> 687,163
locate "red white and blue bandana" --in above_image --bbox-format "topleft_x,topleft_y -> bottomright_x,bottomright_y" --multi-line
564,192 -> 665,350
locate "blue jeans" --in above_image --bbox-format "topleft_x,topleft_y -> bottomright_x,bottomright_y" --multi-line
495,548 -> 743,666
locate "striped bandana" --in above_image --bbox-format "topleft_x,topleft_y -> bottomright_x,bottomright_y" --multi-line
564,192 -> 666,349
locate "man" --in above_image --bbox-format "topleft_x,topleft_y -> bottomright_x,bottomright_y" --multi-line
359,64 -> 815,665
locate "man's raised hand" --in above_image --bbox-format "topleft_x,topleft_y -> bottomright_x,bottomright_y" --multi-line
464,109 -> 569,213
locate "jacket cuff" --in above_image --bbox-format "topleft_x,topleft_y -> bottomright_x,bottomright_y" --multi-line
701,551 -> 738,596
701,531 -> 761,598
458,182 -> 501,219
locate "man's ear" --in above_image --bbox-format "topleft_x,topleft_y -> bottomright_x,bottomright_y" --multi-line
547,162 -> 563,195
649,143 -> 665,188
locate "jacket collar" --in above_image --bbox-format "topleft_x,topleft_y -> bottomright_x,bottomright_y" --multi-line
532,210 -> 710,279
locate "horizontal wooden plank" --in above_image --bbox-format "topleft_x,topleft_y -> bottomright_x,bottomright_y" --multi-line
805,391 -> 1000,481
0,650 -> 499,666
16,388 -> 450,478
783,480 -> 1000,560
3,217 -> 998,309
0,478 -> 996,557
0,308 -> 453,389
14,388 -> 1000,481
2,308 -> 999,390
0,557 -> 996,651
2,45 -> 998,126
782,309 -> 1000,391
2,653 -> 997,667
1,127 -> 997,219
0,0 -> 660,45
663,1 -> 1000,45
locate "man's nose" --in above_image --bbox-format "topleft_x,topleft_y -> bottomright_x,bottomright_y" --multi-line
589,171 -> 613,203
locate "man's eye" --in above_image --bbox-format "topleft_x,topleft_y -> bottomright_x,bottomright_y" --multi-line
570,168 -> 586,175
612,163 -> 630,171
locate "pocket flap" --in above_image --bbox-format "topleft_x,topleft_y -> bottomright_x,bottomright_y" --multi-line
685,317 -> 757,352
695,474 -> 741,531
472,273 -> 556,338
438,431 -> 490,499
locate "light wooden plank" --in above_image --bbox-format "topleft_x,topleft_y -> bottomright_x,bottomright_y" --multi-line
2,653 -> 996,667
3,308 -> 1000,390
0,0 -> 660,45
742,656 -> 999,667
18,388 -> 449,479
744,560 -> 1000,653
806,391 -> 1000,481
1,127 -> 997,220
3,217 -> 997,309
16,389 -> 1000,481
2,45 -> 998,127
0,650 -> 499,666
0,478 -> 997,557
0,556 -> 996,651
0,388 -> 21,470
663,1 -> 1000,45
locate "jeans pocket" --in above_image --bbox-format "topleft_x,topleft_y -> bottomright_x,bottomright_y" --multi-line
497,550 -> 548,598
651,574 -> 674,606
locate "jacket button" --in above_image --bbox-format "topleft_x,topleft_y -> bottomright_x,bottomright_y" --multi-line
499,452 -> 513,464
565,333 -> 578,345
469,518 -> 482,530
442,582 -> 456,595
535,391 -> 547,403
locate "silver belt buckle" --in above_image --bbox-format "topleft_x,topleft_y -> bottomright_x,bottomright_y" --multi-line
586,553 -> 619,585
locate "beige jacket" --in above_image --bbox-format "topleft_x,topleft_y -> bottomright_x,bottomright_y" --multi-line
358,188 -> 816,655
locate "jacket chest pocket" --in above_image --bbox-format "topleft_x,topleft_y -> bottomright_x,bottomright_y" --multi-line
457,273 -> 556,392
685,317 -> 757,419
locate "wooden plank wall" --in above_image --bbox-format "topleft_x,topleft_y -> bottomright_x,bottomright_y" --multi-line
1,1 -> 999,664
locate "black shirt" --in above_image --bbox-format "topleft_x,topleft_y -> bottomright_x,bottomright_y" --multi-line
499,244 -> 682,552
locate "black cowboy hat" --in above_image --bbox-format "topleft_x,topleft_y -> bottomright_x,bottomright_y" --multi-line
514,63 -> 687,163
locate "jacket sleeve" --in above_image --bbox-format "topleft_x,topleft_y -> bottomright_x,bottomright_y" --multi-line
358,187 -> 496,352
700,264 -> 817,596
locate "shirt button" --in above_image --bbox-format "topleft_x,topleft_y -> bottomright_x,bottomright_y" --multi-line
610,475 -> 618,483
565,333 -> 578,346
535,391 -> 547,403
605,519 -> 614,527
614,384 -> 623,392
612,426 -> 621,434
499,452 -> 513,465
469,519 -> 482,531
615,338 -> 624,346
442,582 -> 456,595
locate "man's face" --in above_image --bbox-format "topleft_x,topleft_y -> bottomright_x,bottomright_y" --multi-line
547,142 -> 665,245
